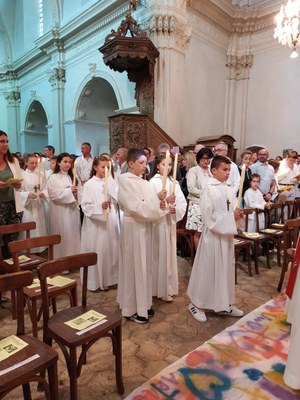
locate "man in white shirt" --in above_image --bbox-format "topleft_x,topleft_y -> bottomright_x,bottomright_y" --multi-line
115,147 -> 128,175
251,148 -> 275,202
43,145 -> 55,171
74,142 -> 94,185
213,142 -> 240,195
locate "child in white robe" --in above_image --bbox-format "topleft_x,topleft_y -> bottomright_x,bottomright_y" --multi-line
21,154 -> 47,251
244,173 -> 270,232
149,153 -> 187,301
117,148 -> 166,324
187,155 -> 244,323
47,152 -> 80,259
81,156 -> 119,291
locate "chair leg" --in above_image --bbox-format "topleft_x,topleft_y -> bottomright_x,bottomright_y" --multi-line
247,246 -> 252,277
48,362 -> 59,400
278,260 -> 289,292
114,325 -> 124,395
265,242 -> 270,268
11,289 -> 17,319
253,243 -> 259,275
276,239 -> 281,268
22,383 -> 32,400
69,347 -> 78,400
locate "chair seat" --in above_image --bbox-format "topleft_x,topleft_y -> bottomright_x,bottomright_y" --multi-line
48,306 -> 122,346
0,335 -> 58,392
287,248 -> 296,258
23,278 -> 77,301
0,254 -> 46,273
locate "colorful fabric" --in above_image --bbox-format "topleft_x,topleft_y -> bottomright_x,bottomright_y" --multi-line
126,294 -> 300,400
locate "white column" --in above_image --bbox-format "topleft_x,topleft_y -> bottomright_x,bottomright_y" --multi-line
4,91 -> 21,152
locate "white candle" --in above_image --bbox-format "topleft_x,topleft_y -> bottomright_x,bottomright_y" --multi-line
37,158 -> 40,187
162,151 -> 170,191
104,166 -> 108,201
81,158 -> 84,181
73,162 -> 76,186
237,164 -> 246,208
171,153 -> 178,195
108,161 -> 112,177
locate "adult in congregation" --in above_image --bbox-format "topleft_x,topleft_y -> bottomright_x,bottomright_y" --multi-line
74,142 -> 94,185
0,130 -> 24,258
250,147 -> 276,203
276,150 -> 300,202
238,150 -> 252,207
186,147 -> 213,249
43,145 -> 55,171
213,141 -> 240,195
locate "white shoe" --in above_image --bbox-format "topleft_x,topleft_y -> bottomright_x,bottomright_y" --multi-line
188,303 -> 207,322
161,295 -> 173,302
217,305 -> 244,317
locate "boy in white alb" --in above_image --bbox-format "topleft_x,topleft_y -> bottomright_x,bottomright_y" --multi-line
187,155 -> 244,322
117,148 -> 165,324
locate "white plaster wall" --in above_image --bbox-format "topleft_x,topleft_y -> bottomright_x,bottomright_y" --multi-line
183,35 -> 227,147
246,46 -> 300,157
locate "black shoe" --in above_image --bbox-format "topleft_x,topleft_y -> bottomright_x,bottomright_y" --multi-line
148,308 -> 155,318
126,314 -> 149,324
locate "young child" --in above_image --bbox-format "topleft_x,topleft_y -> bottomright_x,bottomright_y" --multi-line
244,173 -> 270,232
187,155 -> 244,322
117,148 -> 166,324
21,154 -> 47,251
149,153 -> 187,302
47,152 -> 80,259
81,156 -> 119,291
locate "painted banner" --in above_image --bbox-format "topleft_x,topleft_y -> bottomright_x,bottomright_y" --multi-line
126,294 -> 300,400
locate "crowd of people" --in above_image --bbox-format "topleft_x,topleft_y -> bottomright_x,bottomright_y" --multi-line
1,128 -> 300,326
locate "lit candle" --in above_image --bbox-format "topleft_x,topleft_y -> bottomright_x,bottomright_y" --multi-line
37,158 -> 40,188
43,158 -> 46,181
162,151 -> 170,191
171,153 -> 178,195
73,162 -> 76,186
237,164 -> 246,208
104,166 -> 108,220
81,158 -> 84,181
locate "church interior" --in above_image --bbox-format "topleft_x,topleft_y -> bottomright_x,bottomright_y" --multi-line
1,0 -> 300,399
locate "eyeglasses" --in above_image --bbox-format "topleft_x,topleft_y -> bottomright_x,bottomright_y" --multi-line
258,153 -> 268,156
214,148 -> 226,152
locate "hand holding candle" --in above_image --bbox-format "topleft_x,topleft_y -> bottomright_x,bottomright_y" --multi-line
37,158 -> 40,189
171,153 -> 178,195
237,164 -> 246,208
162,151 -> 170,191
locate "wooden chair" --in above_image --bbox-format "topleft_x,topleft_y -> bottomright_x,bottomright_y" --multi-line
269,202 -> 285,229
9,235 -> 77,338
293,198 -> 300,218
257,207 -> 283,268
176,201 -> 195,264
0,222 -> 41,318
282,200 -> 295,221
0,221 -> 47,275
0,270 -> 58,399
38,253 -> 124,400
234,237 -> 252,284
277,218 -> 300,292
237,208 -> 271,274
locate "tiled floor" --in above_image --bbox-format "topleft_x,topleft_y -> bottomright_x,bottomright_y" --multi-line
0,251 -> 287,399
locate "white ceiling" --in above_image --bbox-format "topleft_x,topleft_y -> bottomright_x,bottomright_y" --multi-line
231,0 -> 279,6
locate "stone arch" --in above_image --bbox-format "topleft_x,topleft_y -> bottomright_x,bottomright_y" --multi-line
72,74 -> 120,155
22,100 -> 48,153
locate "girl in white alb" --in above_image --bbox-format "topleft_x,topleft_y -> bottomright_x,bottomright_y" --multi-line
21,154 -> 47,251
244,173 -> 270,232
149,153 -> 187,301
47,152 -> 81,258
80,156 -> 119,291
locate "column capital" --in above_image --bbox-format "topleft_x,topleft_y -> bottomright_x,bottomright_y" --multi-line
4,91 -> 21,105
48,67 -> 66,89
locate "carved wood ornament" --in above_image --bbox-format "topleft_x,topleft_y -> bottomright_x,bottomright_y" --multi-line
99,0 -> 159,118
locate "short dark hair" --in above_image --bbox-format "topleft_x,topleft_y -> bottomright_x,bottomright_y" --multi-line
196,147 -> 213,164
249,173 -> 261,182
127,148 -> 146,163
82,142 -> 91,150
45,145 -> 55,153
211,155 -> 231,170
